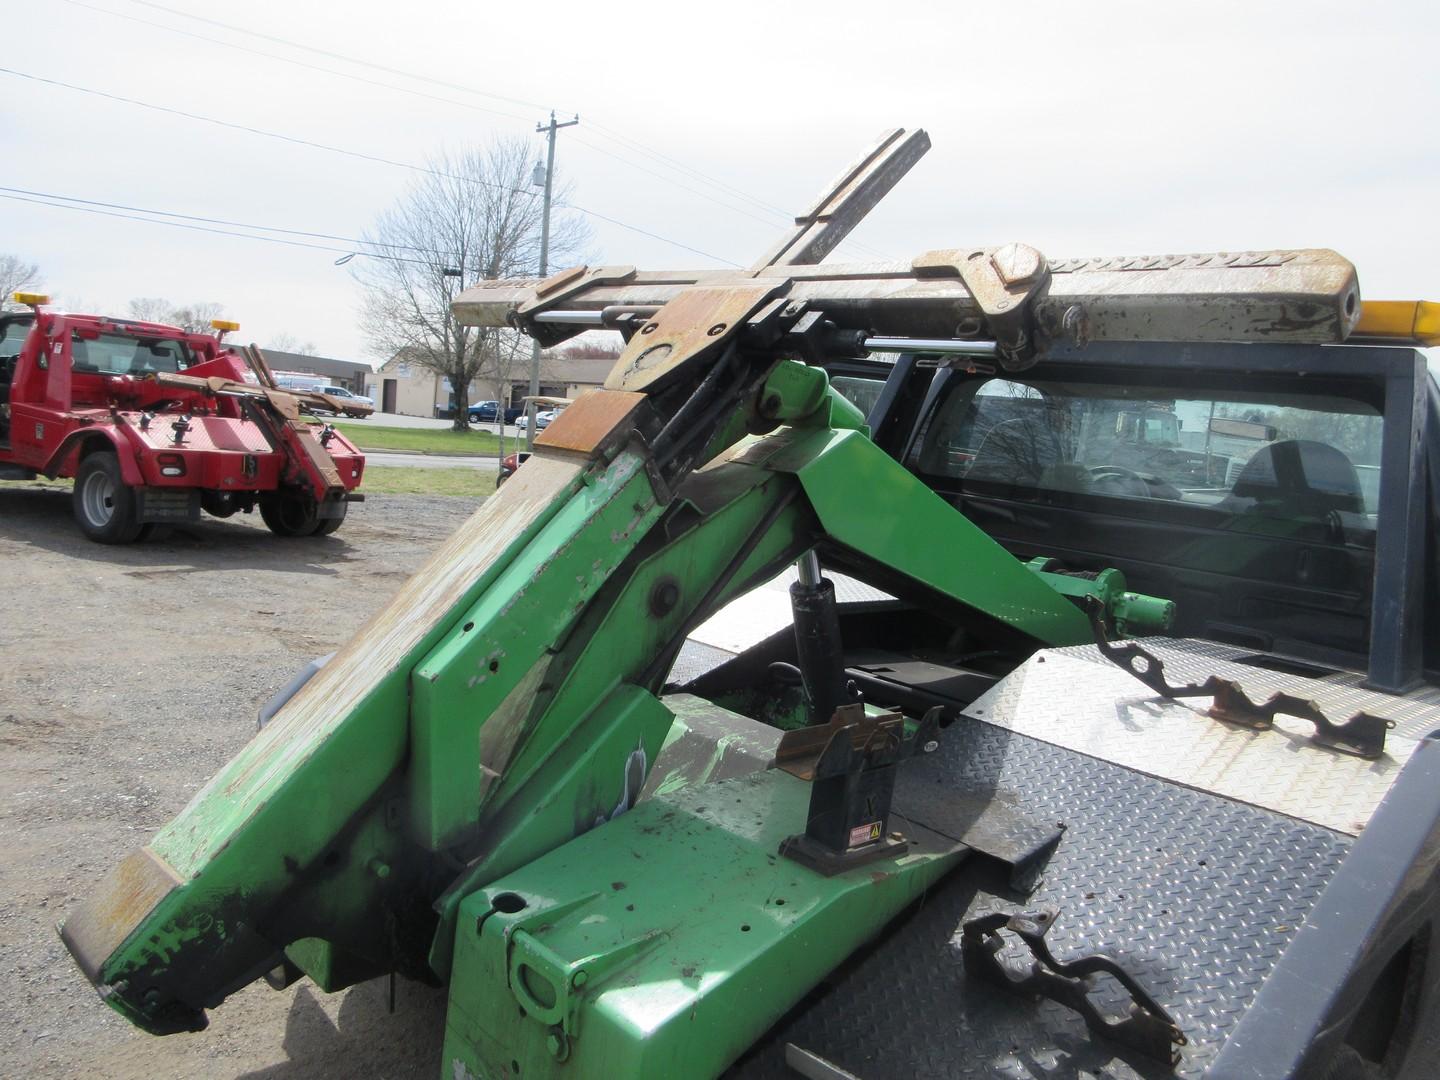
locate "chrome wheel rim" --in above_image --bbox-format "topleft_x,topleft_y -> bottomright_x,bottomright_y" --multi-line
80,468 -> 116,526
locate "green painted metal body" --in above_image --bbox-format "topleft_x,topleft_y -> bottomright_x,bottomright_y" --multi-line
444,770 -> 963,1080
62,362 -> 1152,1072
1024,557 -> 1177,636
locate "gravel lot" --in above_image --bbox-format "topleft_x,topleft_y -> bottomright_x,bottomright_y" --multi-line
0,484 -> 477,1079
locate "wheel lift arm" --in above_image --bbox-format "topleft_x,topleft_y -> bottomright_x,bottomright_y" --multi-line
61,130 -> 1364,1073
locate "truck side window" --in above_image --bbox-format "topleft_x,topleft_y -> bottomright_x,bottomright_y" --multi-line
0,321 -> 28,376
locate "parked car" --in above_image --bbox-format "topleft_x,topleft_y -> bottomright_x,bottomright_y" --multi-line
496,451 -> 531,487
515,408 -> 558,433
466,401 -> 523,424
315,385 -> 373,418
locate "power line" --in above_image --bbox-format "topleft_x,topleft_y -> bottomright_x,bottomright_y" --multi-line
568,134 -> 786,232
126,0 -> 559,116
59,0 -> 794,244
0,191 -> 432,264
0,185 -> 441,257
0,67 -> 537,200
108,0 -> 894,259
0,66 -> 740,266
53,0 -> 536,126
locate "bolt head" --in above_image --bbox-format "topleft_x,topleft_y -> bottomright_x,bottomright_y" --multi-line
990,242 -> 1045,286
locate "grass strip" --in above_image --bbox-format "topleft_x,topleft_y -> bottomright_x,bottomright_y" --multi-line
334,423 -> 507,455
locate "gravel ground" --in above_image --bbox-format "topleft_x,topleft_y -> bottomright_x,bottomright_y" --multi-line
0,485 -> 478,1079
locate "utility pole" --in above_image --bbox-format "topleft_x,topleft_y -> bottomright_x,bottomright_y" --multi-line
526,111 -> 579,449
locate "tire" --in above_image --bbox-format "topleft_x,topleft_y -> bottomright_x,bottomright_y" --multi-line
313,500 -> 347,536
72,451 -> 143,544
258,491 -> 322,537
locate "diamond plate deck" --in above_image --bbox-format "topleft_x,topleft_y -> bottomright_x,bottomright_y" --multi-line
728,720 -> 1351,1080
964,649 -> 1425,835
671,638 -> 738,684
1060,639 -> 1440,740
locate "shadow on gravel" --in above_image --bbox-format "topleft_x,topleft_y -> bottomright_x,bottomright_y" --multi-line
0,488 -> 358,575
239,980 -> 447,1080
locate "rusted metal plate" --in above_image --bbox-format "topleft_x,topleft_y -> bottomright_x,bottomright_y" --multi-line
751,127 -> 931,269
534,390 -> 647,455
289,423 -> 344,491
515,265 -> 637,320
59,847 -> 183,982
604,284 -> 783,394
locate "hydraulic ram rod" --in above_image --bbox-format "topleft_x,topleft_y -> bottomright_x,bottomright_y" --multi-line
528,315 -> 1001,360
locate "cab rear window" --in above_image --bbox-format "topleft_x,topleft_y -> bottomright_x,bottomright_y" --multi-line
912,375 -> 1383,542
70,331 -> 191,376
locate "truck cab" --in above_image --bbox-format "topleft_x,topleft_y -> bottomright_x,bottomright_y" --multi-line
0,295 -> 365,542
856,330 -> 1436,691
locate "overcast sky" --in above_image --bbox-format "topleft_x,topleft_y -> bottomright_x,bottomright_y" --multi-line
4,0 -> 1437,365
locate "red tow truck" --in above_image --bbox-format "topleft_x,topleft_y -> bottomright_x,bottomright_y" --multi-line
0,293 -> 366,543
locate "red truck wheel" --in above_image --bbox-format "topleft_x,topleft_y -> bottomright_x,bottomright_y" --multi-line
313,502 -> 347,536
72,451 -> 143,544
258,492 -> 321,537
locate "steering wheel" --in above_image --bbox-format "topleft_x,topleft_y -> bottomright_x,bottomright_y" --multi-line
1087,465 -> 1152,497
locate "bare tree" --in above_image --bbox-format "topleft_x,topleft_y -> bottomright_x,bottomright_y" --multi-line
355,139 -> 589,431
558,340 -> 622,362
0,255 -> 42,311
266,332 -> 318,356
127,297 -> 226,332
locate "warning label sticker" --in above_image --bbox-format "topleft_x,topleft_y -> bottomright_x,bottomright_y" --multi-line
848,822 -> 882,848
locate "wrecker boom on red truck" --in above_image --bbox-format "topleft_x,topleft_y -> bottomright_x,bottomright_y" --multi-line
0,295 -> 366,542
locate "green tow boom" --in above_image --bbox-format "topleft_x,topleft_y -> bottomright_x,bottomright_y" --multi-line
61,128 -> 1355,1078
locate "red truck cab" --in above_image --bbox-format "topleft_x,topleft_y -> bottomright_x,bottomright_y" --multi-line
0,294 -> 364,542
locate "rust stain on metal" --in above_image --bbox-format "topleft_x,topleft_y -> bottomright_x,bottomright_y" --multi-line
775,703 -> 905,781
604,284 -> 782,394
59,847 -> 183,981
535,391 -> 647,455
218,449 -> 589,802
476,656 -> 555,807
534,264 -> 588,298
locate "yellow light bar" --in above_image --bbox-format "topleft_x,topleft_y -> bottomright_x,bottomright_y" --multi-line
210,318 -> 241,333
1352,300 -> 1440,346
13,291 -> 49,307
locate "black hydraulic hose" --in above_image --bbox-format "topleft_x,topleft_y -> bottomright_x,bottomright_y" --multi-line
651,347 -> 757,471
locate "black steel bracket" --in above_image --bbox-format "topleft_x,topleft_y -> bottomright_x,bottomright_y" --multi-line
777,704 -> 942,876
1085,600 -> 1392,759
961,909 -> 1186,1066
